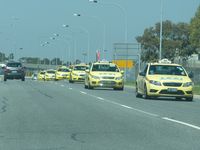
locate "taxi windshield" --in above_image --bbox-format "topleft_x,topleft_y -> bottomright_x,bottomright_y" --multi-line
74,66 -> 87,71
46,70 -> 55,74
58,68 -> 70,72
92,64 -> 119,72
149,65 -> 187,76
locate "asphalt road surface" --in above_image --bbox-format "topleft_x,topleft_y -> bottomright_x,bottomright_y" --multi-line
0,79 -> 200,150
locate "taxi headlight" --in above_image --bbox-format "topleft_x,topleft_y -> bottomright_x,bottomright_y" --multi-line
149,80 -> 161,86
183,82 -> 193,87
115,76 -> 123,80
91,75 -> 100,80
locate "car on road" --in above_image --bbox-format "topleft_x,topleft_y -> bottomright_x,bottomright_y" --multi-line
44,70 -> 56,81
55,66 -> 70,80
37,71 -> 46,80
84,61 -> 124,90
69,64 -> 89,83
136,59 -> 194,101
2,61 -> 25,81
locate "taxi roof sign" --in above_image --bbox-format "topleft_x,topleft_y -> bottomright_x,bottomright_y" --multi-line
159,59 -> 171,64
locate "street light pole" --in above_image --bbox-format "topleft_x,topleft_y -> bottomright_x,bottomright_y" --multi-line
63,24 -> 90,63
74,13 -> 106,54
159,0 -> 163,60
89,0 -> 128,43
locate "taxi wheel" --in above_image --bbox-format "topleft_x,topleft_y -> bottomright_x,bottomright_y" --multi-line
84,84 -> 88,89
136,86 -> 142,98
186,97 -> 193,101
88,83 -> 93,89
69,80 -> 74,83
114,87 -> 124,91
143,85 -> 150,99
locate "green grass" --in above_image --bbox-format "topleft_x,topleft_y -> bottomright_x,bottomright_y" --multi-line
193,85 -> 200,95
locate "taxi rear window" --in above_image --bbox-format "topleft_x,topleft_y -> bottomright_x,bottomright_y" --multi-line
148,65 -> 186,76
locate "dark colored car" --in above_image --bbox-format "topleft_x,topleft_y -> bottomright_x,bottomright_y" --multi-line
3,62 -> 26,81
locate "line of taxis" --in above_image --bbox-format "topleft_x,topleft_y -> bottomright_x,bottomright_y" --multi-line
36,61 -> 125,90
35,59 -> 194,101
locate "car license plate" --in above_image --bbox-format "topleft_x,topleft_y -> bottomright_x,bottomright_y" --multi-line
167,88 -> 177,92
12,71 -> 17,73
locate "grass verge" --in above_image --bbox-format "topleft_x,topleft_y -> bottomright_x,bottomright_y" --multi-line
193,85 -> 200,95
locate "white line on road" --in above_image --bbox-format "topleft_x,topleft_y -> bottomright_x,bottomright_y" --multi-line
69,88 -> 72,90
96,97 -> 105,100
80,91 -> 87,94
162,117 -> 200,130
120,104 -> 133,109
61,85 -> 65,87
87,93 -> 159,117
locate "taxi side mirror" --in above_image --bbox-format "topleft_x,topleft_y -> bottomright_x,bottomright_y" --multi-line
85,69 -> 90,73
120,70 -> 124,74
139,72 -> 145,76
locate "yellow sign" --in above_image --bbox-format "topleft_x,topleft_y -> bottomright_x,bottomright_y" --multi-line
112,60 -> 134,68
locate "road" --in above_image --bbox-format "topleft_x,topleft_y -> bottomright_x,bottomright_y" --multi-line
0,79 -> 200,150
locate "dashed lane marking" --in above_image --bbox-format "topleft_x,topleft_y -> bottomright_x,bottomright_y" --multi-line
80,91 -> 87,95
162,117 -> 200,130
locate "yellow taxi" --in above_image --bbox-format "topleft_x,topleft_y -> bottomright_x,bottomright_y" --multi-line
37,71 -> 46,80
55,66 -> 70,80
44,69 -> 56,81
69,64 -> 89,83
136,59 -> 194,101
84,61 -> 124,90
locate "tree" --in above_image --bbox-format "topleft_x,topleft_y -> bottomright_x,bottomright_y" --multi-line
190,5 -> 200,53
136,20 -> 194,62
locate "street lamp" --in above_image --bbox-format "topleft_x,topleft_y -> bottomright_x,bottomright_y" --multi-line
89,0 -> 128,43
63,24 -> 90,63
73,12 -> 106,59
159,0 -> 163,60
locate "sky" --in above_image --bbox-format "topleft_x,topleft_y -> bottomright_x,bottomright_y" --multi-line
0,0 -> 199,62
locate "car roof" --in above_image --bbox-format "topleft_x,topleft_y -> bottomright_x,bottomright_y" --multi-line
93,61 -> 114,65
149,63 -> 182,67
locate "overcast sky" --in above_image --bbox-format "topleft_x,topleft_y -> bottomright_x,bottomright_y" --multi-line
0,0 -> 199,62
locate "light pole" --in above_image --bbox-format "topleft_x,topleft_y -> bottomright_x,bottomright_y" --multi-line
89,0 -> 128,43
63,24 -> 90,63
159,0 -> 163,60
73,13 -> 106,55
62,25 -> 78,64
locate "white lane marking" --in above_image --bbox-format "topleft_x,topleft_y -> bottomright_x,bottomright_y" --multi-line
61,85 -> 65,87
162,117 -> 200,130
120,105 -> 133,109
69,88 -> 72,90
96,97 -> 105,100
87,93 -> 159,117
80,91 -> 87,95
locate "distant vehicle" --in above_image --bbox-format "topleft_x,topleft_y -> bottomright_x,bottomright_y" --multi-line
84,61 -> 124,90
69,64 -> 89,83
55,66 -> 70,80
2,62 -> 25,81
37,71 -> 46,80
136,59 -> 193,101
44,70 -> 56,81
